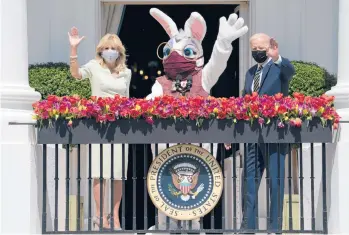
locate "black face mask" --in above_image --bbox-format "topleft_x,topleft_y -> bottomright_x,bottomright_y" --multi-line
252,50 -> 268,63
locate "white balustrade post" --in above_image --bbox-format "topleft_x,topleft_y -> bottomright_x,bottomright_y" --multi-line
326,0 -> 349,233
0,0 -> 42,233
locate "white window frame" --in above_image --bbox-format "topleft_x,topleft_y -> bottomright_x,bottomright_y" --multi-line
96,0 -> 253,97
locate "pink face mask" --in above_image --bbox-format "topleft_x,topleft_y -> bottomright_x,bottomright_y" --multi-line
163,51 -> 203,80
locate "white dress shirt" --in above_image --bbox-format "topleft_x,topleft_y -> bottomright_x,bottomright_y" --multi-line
251,55 -> 282,91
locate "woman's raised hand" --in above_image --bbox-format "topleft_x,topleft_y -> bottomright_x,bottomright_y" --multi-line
68,27 -> 85,47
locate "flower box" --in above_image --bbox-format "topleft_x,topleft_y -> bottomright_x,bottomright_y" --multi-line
36,117 -> 332,144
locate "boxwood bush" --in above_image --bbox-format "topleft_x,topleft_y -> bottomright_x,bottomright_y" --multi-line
289,61 -> 337,150
289,61 -> 337,97
29,62 -> 91,100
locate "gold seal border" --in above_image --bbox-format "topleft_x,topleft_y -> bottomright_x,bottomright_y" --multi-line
147,144 -> 224,221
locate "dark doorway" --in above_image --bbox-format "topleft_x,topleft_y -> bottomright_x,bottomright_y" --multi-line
118,4 -> 240,231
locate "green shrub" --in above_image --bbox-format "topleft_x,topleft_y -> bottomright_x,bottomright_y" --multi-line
290,61 -> 337,97
29,62 -> 91,99
289,61 -> 337,150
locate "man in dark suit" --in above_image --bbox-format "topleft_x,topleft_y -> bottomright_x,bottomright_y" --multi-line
242,33 -> 295,233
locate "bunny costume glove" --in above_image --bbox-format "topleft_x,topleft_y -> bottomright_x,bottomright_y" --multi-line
217,14 -> 248,50
145,8 -> 248,232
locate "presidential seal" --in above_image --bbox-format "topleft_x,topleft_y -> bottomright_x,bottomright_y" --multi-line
147,144 -> 223,220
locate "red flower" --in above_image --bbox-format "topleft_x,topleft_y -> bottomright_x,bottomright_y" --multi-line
106,114 -> 115,122
274,93 -> 283,101
130,110 -> 141,119
293,92 -> 305,102
276,105 -> 287,115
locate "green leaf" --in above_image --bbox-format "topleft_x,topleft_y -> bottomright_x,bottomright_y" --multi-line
196,118 -> 204,127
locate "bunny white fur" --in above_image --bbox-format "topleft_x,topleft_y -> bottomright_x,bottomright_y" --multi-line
145,8 -> 248,233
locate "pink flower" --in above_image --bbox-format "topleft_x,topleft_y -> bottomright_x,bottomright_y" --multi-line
145,116 -> 154,125
290,118 -> 302,127
258,117 -> 264,125
278,121 -> 285,128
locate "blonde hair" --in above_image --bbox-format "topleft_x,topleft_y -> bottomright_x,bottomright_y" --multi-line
95,34 -> 127,73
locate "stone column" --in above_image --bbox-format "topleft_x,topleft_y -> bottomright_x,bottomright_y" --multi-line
326,0 -> 349,233
0,0 -> 42,233
326,0 -> 349,110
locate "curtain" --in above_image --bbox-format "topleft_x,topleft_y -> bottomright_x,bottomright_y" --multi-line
101,3 -> 125,36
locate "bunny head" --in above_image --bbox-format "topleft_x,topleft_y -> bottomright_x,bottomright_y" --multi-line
150,8 -> 206,68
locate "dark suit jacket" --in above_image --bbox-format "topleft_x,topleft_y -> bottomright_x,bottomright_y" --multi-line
243,57 -> 295,96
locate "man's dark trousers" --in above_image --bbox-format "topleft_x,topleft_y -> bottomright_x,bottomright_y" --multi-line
242,143 -> 287,232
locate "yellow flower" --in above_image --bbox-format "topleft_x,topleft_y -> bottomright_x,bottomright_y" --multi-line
52,109 -> 57,115
319,107 -> 324,113
213,108 -> 219,113
65,107 -> 69,114
303,109 -> 309,115
135,105 -> 141,111
284,116 -> 289,121
105,105 -> 110,111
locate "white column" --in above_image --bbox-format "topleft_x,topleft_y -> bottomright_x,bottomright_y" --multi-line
326,0 -> 349,233
0,0 -> 42,234
0,0 -> 41,110
326,0 -> 349,109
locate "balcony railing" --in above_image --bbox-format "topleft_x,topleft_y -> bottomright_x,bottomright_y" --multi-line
37,117 -> 331,234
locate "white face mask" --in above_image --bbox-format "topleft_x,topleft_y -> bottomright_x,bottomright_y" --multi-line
101,49 -> 119,64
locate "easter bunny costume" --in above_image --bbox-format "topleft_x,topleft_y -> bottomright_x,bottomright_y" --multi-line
146,8 -> 248,232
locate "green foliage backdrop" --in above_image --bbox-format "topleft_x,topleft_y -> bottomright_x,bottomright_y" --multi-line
289,61 -> 337,96
29,62 -> 91,100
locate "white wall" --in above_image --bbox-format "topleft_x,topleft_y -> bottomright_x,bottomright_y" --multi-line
251,0 -> 339,74
28,0 -> 98,65
28,0 -> 339,73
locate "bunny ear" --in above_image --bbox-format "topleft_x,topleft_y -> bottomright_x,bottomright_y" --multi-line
184,12 -> 207,42
150,8 -> 179,38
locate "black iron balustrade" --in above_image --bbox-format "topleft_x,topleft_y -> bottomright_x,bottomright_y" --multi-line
37,117 -> 331,234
